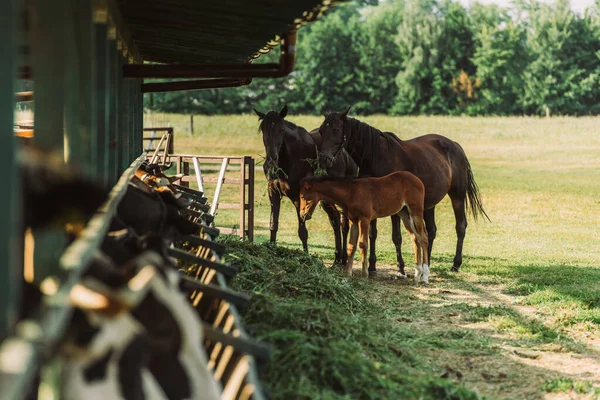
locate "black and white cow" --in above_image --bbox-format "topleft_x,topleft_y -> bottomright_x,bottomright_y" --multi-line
61,251 -> 222,400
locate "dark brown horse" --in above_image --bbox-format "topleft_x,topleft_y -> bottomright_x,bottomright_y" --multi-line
316,108 -> 489,276
254,105 -> 357,264
299,172 -> 430,283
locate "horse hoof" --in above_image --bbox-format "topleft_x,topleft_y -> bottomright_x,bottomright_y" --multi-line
450,266 -> 460,273
396,272 -> 407,279
368,270 -> 377,278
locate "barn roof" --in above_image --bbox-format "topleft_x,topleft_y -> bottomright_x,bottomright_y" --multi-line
116,0 -> 344,64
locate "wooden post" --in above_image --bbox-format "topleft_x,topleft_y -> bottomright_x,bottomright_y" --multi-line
107,22 -> 118,183
94,4 -> 109,183
239,157 -> 246,240
183,161 -> 190,188
247,157 -> 255,243
31,0 -> 70,282
0,0 -> 20,339
190,114 -> 194,136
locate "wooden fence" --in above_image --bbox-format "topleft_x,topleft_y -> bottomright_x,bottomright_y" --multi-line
162,154 -> 255,242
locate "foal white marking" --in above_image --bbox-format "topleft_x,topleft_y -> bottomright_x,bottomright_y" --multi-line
414,265 -> 423,283
422,264 -> 430,285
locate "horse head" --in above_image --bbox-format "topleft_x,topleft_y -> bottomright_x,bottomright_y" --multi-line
317,107 -> 351,168
254,104 -> 288,171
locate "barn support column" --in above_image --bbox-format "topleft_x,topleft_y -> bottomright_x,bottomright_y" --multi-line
31,0 -> 70,282
0,0 -> 20,339
63,0 -> 95,176
94,4 -> 110,183
107,20 -> 118,183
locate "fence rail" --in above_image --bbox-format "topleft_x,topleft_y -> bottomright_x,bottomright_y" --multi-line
160,154 -> 255,242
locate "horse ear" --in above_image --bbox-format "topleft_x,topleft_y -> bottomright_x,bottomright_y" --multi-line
280,104 -> 288,119
341,106 -> 351,119
253,108 -> 266,120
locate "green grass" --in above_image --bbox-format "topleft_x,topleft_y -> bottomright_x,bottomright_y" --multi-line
152,113 -> 600,399
542,377 -> 599,396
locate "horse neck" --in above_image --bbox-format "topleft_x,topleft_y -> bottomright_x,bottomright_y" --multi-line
283,123 -> 312,148
279,124 -> 315,173
311,180 -> 353,207
344,117 -> 402,174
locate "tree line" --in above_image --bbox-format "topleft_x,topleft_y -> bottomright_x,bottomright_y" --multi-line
145,0 -> 600,116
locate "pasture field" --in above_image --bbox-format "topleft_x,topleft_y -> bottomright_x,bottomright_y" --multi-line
158,114 -> 600,399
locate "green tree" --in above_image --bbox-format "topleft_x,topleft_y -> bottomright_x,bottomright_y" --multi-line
351,0 -> 405,114
469,3 -> 527,115
519,0 -> 600,115
392,0 -> 475,115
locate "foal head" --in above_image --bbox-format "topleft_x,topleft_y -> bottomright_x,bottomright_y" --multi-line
299,180 -> 320,221
317,107 -> 350,168
254,105 -> 289,168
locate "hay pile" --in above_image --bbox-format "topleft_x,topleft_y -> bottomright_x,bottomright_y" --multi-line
222,239 -> 480,400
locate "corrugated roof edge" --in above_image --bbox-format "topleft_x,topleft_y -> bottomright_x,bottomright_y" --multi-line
248,0 -> 346,63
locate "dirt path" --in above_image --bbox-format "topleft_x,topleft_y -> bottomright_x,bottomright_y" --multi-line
362,263 -> 600,400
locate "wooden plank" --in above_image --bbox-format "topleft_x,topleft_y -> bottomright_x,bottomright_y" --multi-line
31,0 -> 66,152
94,8 -> 109,183
0,0 -> 20,341
247,156 -> 255,242
65,0 -> 96,175
105,0 -> 142,63
107,27 -> 118,183
239,156 -> 246,239
31,0 -> 69,283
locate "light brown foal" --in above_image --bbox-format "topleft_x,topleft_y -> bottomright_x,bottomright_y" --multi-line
300,172 -> 430,283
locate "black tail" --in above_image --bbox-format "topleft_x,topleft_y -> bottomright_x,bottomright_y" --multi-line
452,142 -> 490,222
464,154 -> 490,222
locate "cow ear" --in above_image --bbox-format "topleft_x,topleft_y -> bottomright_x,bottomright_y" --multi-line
253,108 -> 266,120
341,106 -> 351,119
279,104 -> 288,119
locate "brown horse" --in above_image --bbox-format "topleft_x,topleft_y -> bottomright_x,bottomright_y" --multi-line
316,108 -> 489,276
254,105 -> 357,264
299,172 -> 430,283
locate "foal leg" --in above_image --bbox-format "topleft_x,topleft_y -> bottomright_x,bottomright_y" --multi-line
293,200 -> 309,252
358,218 -> 370,278
399,212 -> 423,284
321,201 -> 343,265
413,214 -> 430,284
448,194 -> 468,272
423,208 -> 437,265
345,219 -> 359,277
341,210 -> 349,265
268,189 -> 282,243
368,219 -> 378,277
391,214 -> 406,278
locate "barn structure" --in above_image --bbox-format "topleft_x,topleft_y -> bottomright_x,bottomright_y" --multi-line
0,1 -> 344,398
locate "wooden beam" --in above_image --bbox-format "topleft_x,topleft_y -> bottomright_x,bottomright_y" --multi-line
141,78 -> 251,93
31,0 -> 66,153
94,9 -> 109,183
0,0 -> 20,341
105,0 -> 142,63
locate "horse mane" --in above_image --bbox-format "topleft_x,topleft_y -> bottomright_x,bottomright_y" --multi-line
258,111 -> 305,135
330,115 -> 402,166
